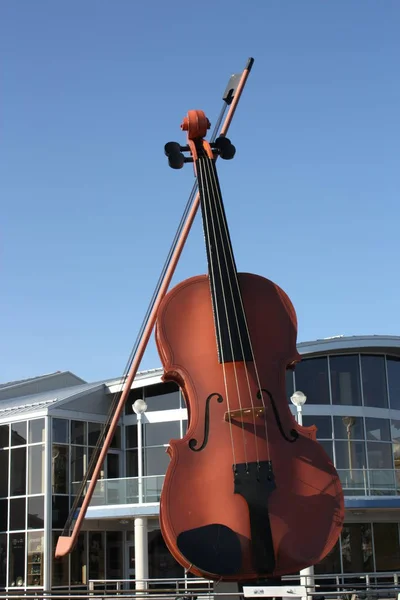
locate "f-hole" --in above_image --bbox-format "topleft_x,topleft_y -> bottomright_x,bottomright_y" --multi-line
189,393 -> 223,452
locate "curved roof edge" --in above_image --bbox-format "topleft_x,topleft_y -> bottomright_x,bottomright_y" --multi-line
298,335 -> 400,357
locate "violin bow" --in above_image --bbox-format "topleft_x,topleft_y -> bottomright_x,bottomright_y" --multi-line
55,57 -> 254,558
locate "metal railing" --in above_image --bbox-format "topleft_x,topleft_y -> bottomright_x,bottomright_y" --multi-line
73,469 -> 399,510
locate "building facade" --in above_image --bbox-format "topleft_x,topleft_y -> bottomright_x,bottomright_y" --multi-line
1,335 -> 400,590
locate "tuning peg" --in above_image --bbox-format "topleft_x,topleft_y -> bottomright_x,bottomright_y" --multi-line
168,153 -> 185,170
213,136 -> 236,160
164,142 -> 182,157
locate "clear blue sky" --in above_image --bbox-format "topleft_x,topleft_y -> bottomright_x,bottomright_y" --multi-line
1,1 -> 399,383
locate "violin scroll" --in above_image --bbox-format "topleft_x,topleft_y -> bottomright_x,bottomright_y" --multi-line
164,109 -> 236,170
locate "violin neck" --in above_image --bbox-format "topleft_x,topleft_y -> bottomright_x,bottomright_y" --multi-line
196,155 -> 253,364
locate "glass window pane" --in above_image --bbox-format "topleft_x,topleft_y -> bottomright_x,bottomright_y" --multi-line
391,419 -> 400,443
52,445 -> 69,494
52,495 -> 69,529
9,533 -> 25,587
367,442 -> 393,469
145,421 -> 180,447
294,357 -> 330,404
144,447 -> 170,476
27,531 -> 44,586
330,355 -> 362,406
365,418 -> 391,441
302,416 -> 332,439
10,498 -> 25,530
110,425 -> 121,449
126,425 -> 138,448
361,355 -> 388,408
11,447 -> 26,495
52,418 -> 68,444
71,446 -> 87,485
0,533 -> 7,587
71,421 -> 86,445
393,443 -> 400,470
28,497 -> 44,529
88,422 -> 102,446
314,539 -> 341,574
126,450 -> 138,477
374,523 -> 400,571
106,532 -> 123,579
387,357 -> 400,410
89,532 -> 105,580
341,524 -> 373,573
0,425 -> 9,448
28,445 -> 45,494
0,500 -> 8,531
29,419 -> 45,444
144,382 -> 181,411
0,450 -> 9,497
319,440 -> 334,462
52,532 -> 69,586
11,422 -> 27,446
335,440 -> 367,469
148,529 -> 184,579
286,369 -> 294,402
182,420 -> 188,436
334,416 -> 364,440
71,532 -> 86,585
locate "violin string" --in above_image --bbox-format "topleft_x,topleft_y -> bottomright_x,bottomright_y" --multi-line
201,156 -> 249,467
197,157 -> 237,467
206,156 -> 261,463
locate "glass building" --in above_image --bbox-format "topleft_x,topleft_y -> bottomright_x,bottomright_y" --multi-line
1,335 -> 400,591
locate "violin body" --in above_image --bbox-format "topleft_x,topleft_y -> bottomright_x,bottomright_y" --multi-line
156,272 -> 344,580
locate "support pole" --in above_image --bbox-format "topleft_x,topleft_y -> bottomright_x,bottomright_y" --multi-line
134,517 -> 148,592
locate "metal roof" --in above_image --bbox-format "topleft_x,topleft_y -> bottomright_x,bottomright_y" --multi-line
0,381 -> 105,421
298,335 -> 400,357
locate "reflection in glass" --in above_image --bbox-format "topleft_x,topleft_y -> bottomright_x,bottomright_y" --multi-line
106,532 -> 123,579
302,416 -> 332,439
145,382 -> 181,411
393,442 -> 400,470
28,497 -> 44,529
28,445 -> 45,494
52,495 -> 69,529
148,529 -> 184,580
0,533 -> 6,587
387,357 -> 400,410
126,449 -> 138,477
11,422 -> 27,446
334,416 -> 364,440
145,421 -> 180,447
361,355 -> 388,408
27,531 -> 44,586
89,532 -> 105,580
365,418 -> 391,441
11,447 -> 26,495
71,421 -> 86,445
71,446 -> 86,485
71,532 -> 86,585
52,445 -> 68,494
335,440 -> 366,470
9,533 -> 25,586
374,523 -> 400,571
0,500 -> 8,531
0,425 -> 9,449
330,355 -> 362,406
367,442 -> 393,469
29,419 -> 45,444
126,425 -> 138,449
88,422 -> 102,446
294,357 -> 330,404
52,532 -> 69,586
10,498 -> 25,530
144,447 -> 170,476
314,538 -> 341,574
52,418 -> 68,444
341,523 -> 373,573
0,450 -> 8,497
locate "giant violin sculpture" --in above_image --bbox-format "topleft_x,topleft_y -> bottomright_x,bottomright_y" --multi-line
156,111 -> 344,581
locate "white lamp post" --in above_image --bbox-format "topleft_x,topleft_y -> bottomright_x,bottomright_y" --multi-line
290,390 -> 314,600
290,390 -> 307,426
132,398 -> 147,504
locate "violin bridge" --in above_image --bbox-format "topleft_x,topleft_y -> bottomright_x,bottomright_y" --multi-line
224,407 -> 265,423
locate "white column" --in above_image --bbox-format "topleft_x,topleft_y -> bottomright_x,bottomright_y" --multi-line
134,517 -> 148,591
44,415 -> 52,590
137,414 -> 143,503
